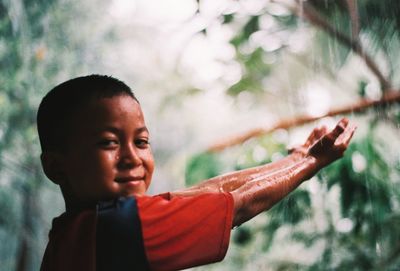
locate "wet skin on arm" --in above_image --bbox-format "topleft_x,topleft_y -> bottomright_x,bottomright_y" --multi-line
171,118 -> 356,227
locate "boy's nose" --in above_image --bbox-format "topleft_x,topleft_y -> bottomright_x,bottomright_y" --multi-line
118,144 -> 142,169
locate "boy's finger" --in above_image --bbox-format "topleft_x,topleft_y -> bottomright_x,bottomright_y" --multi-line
316,126 -> 328,139
331,118 -> 349,138
334,124 -> 357,152
307,126 -> 327,145
340,124 -> 357,145
304,127 -> 320,148
320,119 -> 347,145
304,129 -> 317,146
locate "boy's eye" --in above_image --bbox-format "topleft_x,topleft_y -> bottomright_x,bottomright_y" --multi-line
98,139 -> 119,148
135,138 -> 150,148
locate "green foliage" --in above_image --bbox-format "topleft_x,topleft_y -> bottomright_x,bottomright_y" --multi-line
358,80 -> 368,97
233,225 -> 253,245
310,0 -> 400,34
228,47 -> 272,96
321,127 -> 400,258
230,16 -> 259,48
261,189 -> 312,251
222,13 -> 234,24
185,152 -> 221,186
313,29 -> 352,70
234,135 -> 286,170
0,0 -> 112,270
219,0 -> 400,102
270,189 -> 312,225
1,0 -> 399,270
309,0 -> 400,75
188,125 -> 400,270
0,189 -> 17,228
189,0 -> 400,269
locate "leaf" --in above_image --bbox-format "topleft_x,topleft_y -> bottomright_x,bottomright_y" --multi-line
230,16 -> 259,48
228,47 -> 272,96
185,152 -> 221,186
233,226 -> 253,245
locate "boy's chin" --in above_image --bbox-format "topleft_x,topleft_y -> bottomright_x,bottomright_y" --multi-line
119,186 -> 147,198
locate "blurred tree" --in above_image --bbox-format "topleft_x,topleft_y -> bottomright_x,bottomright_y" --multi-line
0,0 -> 111,270
187,0 -> 400,270
1,0 -> 399,270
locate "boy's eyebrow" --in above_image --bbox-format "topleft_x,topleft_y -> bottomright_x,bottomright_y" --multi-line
95,126 -> 149,134
135,126 -> 149,134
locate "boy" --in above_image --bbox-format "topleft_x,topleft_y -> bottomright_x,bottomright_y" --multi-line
37,75 -> 356,271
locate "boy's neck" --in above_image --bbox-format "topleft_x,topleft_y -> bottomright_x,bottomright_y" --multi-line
65,199 -> 97,212
62,190 -> 97,212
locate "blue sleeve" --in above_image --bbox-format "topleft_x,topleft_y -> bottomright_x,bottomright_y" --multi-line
96,197 -> 150,271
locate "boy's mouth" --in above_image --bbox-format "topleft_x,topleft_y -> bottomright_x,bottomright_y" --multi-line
115,176 -> 144,183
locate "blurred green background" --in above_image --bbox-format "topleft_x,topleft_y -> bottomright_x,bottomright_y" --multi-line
1,0 -> 399,270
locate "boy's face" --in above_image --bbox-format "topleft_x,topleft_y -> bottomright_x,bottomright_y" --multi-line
59,95 -> 154,203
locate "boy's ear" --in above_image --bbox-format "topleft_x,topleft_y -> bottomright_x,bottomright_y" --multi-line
40,152 -> 67,185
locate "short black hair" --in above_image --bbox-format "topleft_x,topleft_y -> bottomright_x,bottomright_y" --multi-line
37,74 -> 138,152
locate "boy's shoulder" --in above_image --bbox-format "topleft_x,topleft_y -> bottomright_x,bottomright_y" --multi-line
43,193 -> 233,271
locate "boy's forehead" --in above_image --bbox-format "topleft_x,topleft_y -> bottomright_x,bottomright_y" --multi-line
70,95 -> 145,131
83,95 -> 140,114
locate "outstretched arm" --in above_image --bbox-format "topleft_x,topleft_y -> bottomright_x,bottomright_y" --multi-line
172,125 -> 329,197
171,118 -> 356,227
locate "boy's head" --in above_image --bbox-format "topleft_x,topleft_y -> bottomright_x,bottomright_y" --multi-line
37,75 -> 154,206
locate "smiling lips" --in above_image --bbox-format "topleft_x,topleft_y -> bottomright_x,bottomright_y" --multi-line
115,176 -> 144,183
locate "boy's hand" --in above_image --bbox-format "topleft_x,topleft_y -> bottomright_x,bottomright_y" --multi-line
307,118 -> 356,168
289,125 -> 328,157
230,118 -> 356,226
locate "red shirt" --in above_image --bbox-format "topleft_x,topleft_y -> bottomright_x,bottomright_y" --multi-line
40,192 -> 234,271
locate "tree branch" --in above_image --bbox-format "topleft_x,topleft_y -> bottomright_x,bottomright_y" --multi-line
207,90 -> 400,152
288,0 -> 391,90
345,0 -> 360,41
